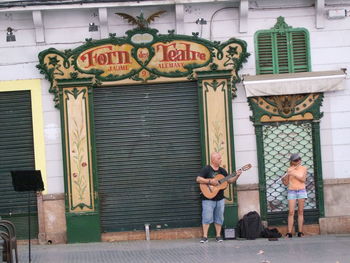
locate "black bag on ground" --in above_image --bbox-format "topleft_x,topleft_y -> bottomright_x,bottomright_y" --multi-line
236,211 -> 264,240
261,227 -> 282,238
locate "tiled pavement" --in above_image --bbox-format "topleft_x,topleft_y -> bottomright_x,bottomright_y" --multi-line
16,235 -> 350,263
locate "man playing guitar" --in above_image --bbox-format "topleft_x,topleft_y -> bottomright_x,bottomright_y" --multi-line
196,152 -> 242,243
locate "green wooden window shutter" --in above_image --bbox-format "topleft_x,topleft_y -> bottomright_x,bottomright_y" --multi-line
290,31 -> 309,72
255,17 -> 311,75
275,32 -> 289,74
256,33 -> 274,74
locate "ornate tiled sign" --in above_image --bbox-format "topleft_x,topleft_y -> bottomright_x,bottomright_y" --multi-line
37,26 -> 249,107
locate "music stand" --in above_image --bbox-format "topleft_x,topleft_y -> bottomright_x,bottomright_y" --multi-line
11,170 -> 44,263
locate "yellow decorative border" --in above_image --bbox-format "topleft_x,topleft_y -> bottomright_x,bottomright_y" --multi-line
0,79 -> 47,194
261,112 -> 314,122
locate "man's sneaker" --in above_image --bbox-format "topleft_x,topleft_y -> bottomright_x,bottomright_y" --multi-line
216,236 -> 223,242
200,237 -> 208,243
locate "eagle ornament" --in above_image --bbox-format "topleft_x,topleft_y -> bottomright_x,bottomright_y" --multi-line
115,11 -> 166,29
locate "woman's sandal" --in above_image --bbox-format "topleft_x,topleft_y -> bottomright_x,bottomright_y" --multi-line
297,232 -> 304,237
285,232 -> 292,238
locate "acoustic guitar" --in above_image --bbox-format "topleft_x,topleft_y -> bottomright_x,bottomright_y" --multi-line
200,164 -> 252,199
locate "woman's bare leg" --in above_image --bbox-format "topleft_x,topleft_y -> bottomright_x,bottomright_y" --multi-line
297,198 -> 305,234
288,199 -> 296,234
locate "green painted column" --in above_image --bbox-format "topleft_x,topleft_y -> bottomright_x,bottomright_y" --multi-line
59,83 -> 101,243
254,123 -> 267,220
312,120 -> 325,217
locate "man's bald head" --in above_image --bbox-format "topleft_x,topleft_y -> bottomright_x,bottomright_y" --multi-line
210,152 -> 222,167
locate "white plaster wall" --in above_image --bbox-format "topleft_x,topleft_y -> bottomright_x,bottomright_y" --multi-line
0,2 -> 349,195
233,83 -> 258,184
309,6 -> 350,180
41,79 -> 64,194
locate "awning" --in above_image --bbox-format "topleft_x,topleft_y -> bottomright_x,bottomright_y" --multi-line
243,70 -> 347,97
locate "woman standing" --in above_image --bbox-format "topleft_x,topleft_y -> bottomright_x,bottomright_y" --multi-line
282,153 -> 308,238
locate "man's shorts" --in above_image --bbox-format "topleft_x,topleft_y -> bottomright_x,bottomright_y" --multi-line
288,189 -> 307,200
202,199 -> 225,225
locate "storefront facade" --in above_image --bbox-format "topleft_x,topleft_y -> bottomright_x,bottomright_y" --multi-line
0,0 -> 349,243
37,22 -> 249,242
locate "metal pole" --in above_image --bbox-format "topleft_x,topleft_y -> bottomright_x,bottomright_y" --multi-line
144,224 -> 150,241
28,191 -> 31,263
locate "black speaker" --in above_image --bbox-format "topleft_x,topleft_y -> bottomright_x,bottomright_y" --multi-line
11,170 -> 44,192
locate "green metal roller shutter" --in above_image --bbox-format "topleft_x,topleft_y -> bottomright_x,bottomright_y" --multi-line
93,81 -> 202,232
0,90 -> 38,239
